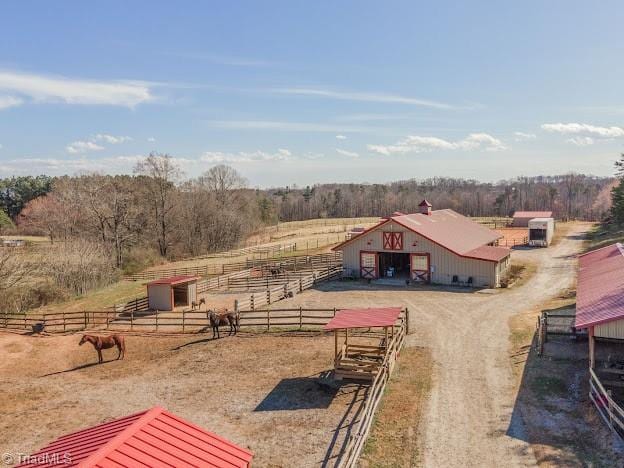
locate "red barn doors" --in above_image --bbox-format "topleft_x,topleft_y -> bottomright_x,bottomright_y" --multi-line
382,232 -> 403,250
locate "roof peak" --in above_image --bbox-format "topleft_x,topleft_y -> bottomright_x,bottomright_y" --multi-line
419,199 -> 432,207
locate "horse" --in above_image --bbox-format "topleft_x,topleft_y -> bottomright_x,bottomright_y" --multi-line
79,334 -> 125,364
191,298 -> 206,310
269,266 -> 284,277
206,308 -> 240,339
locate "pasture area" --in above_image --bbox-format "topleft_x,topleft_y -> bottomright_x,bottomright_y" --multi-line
495,227 -> 528,247
0,331 -> 367,467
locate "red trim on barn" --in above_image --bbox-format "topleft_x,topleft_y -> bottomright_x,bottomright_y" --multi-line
382,231 -> 403,250
410,252 -> 431,283
147,275 -> 199,286
359,250 -> 378,279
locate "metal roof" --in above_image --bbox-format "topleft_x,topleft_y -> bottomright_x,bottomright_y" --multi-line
333,209 -> 506,263
512,211 -> 553,218
575,243 -> 624,329
324,307 -> 402,330
17,407 -> 253,468
147,275 -> 199,286
464,245 -> 511,262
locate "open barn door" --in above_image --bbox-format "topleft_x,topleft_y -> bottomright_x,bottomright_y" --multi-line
360,251 -> 378,279
410,253 -> 430,283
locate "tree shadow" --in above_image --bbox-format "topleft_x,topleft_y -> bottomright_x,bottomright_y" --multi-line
255,375 -> 343,411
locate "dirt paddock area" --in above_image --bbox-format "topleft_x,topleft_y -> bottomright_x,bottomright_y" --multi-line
0,331 -> 367,467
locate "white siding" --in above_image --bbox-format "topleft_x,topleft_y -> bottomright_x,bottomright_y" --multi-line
148,284 -> 172,311
340,220 -> 508,287
595,319 -> 624,340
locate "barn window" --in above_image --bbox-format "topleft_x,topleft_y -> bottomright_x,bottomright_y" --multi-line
382,232 -> 403,250
360,251 -> 378,279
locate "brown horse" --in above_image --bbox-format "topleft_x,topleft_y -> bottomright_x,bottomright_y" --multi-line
79,334 -> 125,364
207,309 -> 239,339
191,298 -> 206,310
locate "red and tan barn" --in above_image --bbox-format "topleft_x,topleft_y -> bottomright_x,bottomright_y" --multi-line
511,210 -> 553,227
333,200 -> 511,288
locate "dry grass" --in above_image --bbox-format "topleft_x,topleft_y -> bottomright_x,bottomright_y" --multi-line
361,346 -> 433,467
0,331 -> 364,467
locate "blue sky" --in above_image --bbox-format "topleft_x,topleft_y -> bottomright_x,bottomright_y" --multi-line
0,1 -> 623,186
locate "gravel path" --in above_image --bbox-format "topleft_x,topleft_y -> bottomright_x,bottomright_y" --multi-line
411,223 -> 588,468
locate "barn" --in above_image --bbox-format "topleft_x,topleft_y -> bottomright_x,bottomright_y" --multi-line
333,200 -> 511,288
147,275 -> 199,311
511,210 -> 553,227
16,406 -> 253,467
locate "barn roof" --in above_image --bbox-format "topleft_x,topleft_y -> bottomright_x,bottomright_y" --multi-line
464,245 -> 511,262
324,307 -> 402,330
333,209 -> 508,263
16,407 -> 253,468
575,243 -> 624,329
147,275 -> 199,286
512,210 -> 553,219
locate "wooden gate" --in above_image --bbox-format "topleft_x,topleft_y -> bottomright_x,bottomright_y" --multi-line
410,253 -> 430,283
360,251 -> 378,279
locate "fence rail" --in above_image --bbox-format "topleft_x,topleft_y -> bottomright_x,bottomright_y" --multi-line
589,367 -> 624,440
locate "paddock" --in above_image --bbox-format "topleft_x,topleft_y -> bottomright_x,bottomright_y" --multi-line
0,331 -> 368,467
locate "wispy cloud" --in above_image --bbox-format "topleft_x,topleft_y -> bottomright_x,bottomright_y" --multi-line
368,133 -> 508,155
0,95 -> 22,110
0,155 -> 146,176
0,70 -> 153,108
206,120 -> 367,133
272,87 -> 459,110
201,148 -> 293,163
335,135 -> 347,140
94,134 -> 132,144
335,148 -> 359,158
541,122 -> 624,138
514,131 -> 536,141
566,136 -> 595,146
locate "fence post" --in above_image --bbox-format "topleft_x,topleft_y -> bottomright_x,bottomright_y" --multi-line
106,310 -> 110,330
267,289 -> 271,304
234,299 -> 239,313
182,309 -> 186,333
299,279 -> 303,293
63,312 -> 66,332
333,307 -> 336,317
267,309 -> 270,331
405,307 -> 410,334
608,390 -> 614,429
251,294 -> 255,311
84,311 -> 87,330
544,313 -> 548,343
299,306 -> 303,330
155,311 -> 159,332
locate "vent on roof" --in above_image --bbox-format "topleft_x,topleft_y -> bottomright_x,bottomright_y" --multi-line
419,199 -> 432,216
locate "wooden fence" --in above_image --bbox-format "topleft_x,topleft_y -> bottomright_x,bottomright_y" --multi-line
338,315 -> 408,467
536,308 -> 584,356
125,251 -> 342,282
589,367 -> 624,440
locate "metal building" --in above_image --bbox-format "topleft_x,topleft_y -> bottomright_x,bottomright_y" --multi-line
333,200 -> 511,288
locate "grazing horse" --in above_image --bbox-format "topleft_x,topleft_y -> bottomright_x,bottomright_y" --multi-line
79,334 -> 125,364
206,309 -> 240,339
191,298 -> 206,310
269,267 -> 284,277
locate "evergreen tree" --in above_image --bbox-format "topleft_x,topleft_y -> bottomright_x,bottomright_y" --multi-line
611,154 -> 624,224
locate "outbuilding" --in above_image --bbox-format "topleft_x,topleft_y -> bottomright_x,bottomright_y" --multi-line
333,200 -> 511,288
16,406 -> 253,467
511,210 -> 553,227
147,275 -> 199,311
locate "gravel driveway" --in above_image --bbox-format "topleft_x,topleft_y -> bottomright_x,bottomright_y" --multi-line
279,222 -> 590,467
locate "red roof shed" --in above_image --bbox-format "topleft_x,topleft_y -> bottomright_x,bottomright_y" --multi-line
17,407 -> 253,468
324,307 -> 402,330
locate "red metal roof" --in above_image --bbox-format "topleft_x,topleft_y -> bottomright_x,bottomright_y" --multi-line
464,245 -> 511,262
324,307 -> 402,330
147,275 -> 199,286
575,243 -> 624,329
17,407 -> 253,468
512,211 -> 553,219
419,199 -> 432,207
333,209 -> 505,263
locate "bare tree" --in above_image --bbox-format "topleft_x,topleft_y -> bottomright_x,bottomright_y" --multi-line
199,164 -> 247,204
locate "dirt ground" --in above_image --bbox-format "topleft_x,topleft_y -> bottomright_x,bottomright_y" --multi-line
0,332 -> 367,467
495,227 -> 529,246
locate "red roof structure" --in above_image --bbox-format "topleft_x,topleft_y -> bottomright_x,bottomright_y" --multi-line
147,275 -> 199,286
333,209 -> 509,263
324,307 -> 402,330
575,243 -> 624,329
512,211 -> 553,219
17,407 -> 253,468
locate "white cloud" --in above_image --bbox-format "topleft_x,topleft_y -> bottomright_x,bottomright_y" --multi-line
0,155 -> 146,176
201,149 -> 294,163
368,133 -> 508,155
273,87 -> 457,110
94,133 -> 132,144
514,131 -> 536,141
541,122 -> 624,138
566,136 -> 595,146
335,148 -> 359,158
0,70 -> 153,108
147,137 -> 156,142
66,140 -> 105,154
207,120 -> 366,133
0,95 -> 22,110
335,135 -> 347,140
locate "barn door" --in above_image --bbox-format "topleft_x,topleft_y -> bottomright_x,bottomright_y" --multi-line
410,253 -> 430,283
360,251 -> 378,279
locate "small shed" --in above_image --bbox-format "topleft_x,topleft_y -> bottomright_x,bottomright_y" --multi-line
147,275 -> 199,311
16,406 -> 253,467
511,210 -> 553,227
324,307 -> 403,381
